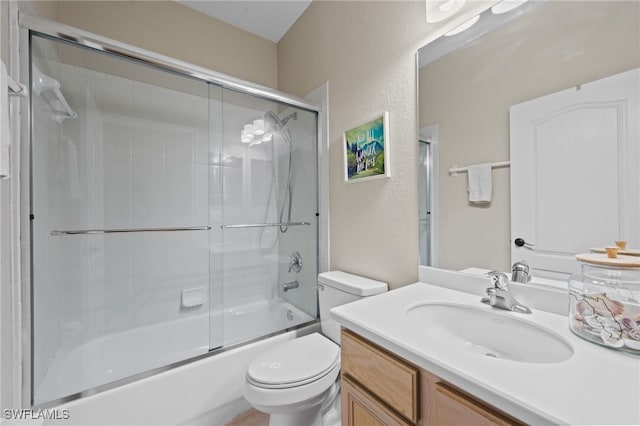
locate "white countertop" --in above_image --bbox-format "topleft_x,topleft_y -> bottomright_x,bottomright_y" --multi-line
331,282 -> 640,425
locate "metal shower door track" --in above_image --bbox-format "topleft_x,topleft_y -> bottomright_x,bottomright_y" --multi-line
18,13 -> 322,113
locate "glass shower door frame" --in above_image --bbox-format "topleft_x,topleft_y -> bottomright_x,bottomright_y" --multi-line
18,15 -> 321,409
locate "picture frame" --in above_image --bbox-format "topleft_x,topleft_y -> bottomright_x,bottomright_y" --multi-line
343,111 -> 390,182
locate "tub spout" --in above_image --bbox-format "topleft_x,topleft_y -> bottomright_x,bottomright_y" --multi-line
282,280 -> 299,292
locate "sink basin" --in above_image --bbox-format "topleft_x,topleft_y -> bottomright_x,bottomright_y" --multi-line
406,302 -> 573,364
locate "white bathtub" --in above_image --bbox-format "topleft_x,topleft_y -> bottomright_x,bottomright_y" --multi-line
37,299 -> 318,425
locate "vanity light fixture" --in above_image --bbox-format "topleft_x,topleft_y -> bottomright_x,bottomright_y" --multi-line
491,0 -> 528,15
241,118 -> 271,144
444,14 -> 480,36
426,0 -> 466,23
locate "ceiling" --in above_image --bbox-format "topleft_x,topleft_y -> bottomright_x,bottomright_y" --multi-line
178,1 -> 313,43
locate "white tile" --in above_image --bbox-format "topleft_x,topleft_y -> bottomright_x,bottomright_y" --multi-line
165,128 -> 195,163
132,233 -> 167,326
194,164 -> 209,225
133,157 -> 164,193
133,192 -> 165,228
133,128 -> 165,160
103,235 -> 134,333
104,190 -> 132,229
165,162 -> 194,225
96,77 -> 134,118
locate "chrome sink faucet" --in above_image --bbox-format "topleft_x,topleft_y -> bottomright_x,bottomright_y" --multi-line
511,260 -> 531,284
481,271 -> 532,314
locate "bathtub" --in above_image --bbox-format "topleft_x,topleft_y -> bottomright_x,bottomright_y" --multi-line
37,299 -> 318,425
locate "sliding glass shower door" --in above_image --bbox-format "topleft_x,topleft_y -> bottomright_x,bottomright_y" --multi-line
30,34 -> 221,405
29,32 -> 318,407
218,90 -> 318,346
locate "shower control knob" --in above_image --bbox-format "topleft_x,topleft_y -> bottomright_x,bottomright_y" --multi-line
288,251 -> 302,273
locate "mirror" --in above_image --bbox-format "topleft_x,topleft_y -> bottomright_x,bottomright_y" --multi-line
418,1 -> 640,282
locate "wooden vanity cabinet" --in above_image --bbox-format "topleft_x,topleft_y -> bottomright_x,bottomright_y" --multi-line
341,329 -> 522,426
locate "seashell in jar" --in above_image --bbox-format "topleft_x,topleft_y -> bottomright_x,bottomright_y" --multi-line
600,329 -> 624,348
584,315 -> 603,330
604,323 -> 623,337
583,293 -> 625,317
599,316 -> 621,329
621,317 -> 640,340
575,300 -> 594,317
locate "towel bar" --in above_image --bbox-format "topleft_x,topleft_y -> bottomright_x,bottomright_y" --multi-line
449,161 -> 510,176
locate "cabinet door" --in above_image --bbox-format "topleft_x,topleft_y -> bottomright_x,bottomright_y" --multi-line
342,376 -> 413,426
434,384 -> 519,426
342,329 -> 419,423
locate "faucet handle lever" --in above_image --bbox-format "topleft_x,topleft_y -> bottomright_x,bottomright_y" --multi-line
486,270 -> 509,289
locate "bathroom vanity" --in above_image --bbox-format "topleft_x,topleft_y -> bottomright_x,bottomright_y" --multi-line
332,281 -> 640,425
341,329 -> 519,425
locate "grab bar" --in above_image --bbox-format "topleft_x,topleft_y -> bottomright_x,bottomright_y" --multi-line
50,226 -> 211,236
222,222 -> 310,229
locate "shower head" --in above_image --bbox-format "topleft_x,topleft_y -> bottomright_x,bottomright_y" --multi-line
264,110 -> 297,130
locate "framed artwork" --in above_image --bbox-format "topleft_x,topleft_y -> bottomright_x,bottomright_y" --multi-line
343,112 -> 390,182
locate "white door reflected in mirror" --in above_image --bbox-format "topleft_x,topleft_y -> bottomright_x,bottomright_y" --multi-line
510,68 -> 640,281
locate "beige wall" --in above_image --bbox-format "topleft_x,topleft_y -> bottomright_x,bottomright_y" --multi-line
278,1 -> 491,288
32,1 -> 278,89
419,1 -> 640,272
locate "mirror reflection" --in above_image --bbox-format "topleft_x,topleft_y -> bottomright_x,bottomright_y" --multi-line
418,1 -> 640,284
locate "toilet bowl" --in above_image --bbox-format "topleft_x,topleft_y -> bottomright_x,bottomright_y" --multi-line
243,271 -> 387,426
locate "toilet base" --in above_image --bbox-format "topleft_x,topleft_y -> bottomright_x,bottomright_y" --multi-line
268,406 -> 322,426
264,381 -> 341,426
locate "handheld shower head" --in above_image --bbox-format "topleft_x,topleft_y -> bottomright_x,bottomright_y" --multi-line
261,110 -> 298,233
263,110 -> 297,130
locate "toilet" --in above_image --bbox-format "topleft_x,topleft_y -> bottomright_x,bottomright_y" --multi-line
243,271 -> 388,426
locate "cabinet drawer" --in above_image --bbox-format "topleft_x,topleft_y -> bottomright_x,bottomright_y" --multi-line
341,329 -> 419,423
434,383 -> 520,426
342,376 -> 413,426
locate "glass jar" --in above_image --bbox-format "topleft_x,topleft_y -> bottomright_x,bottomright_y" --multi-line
569,261 -> 640,354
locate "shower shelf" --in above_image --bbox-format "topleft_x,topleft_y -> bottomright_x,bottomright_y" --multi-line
222,222 -> 310,229
50,226 -> 211,236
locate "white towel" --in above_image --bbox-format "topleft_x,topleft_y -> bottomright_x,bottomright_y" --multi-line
0,61 -> 10,179
467,163 -> 492,203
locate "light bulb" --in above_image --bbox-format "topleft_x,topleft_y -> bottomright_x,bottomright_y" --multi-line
253,119 -> 265,136
240,129 -> 252,143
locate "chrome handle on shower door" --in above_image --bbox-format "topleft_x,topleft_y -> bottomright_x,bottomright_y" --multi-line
50,226 -> 212,236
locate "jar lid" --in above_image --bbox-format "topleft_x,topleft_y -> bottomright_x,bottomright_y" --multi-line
576,253 -> 640,268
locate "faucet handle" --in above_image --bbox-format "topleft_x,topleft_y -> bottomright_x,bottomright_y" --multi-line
486,270 -> 509,290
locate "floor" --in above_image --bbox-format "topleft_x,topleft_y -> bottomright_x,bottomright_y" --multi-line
223,409 -> 269,426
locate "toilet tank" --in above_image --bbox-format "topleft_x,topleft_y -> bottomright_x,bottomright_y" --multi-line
318,271 -> 388,344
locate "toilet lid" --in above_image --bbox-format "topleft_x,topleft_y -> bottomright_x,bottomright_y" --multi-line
247,333 -> 339,389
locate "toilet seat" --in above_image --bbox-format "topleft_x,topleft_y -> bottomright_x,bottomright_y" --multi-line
247,333 -> 339,389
